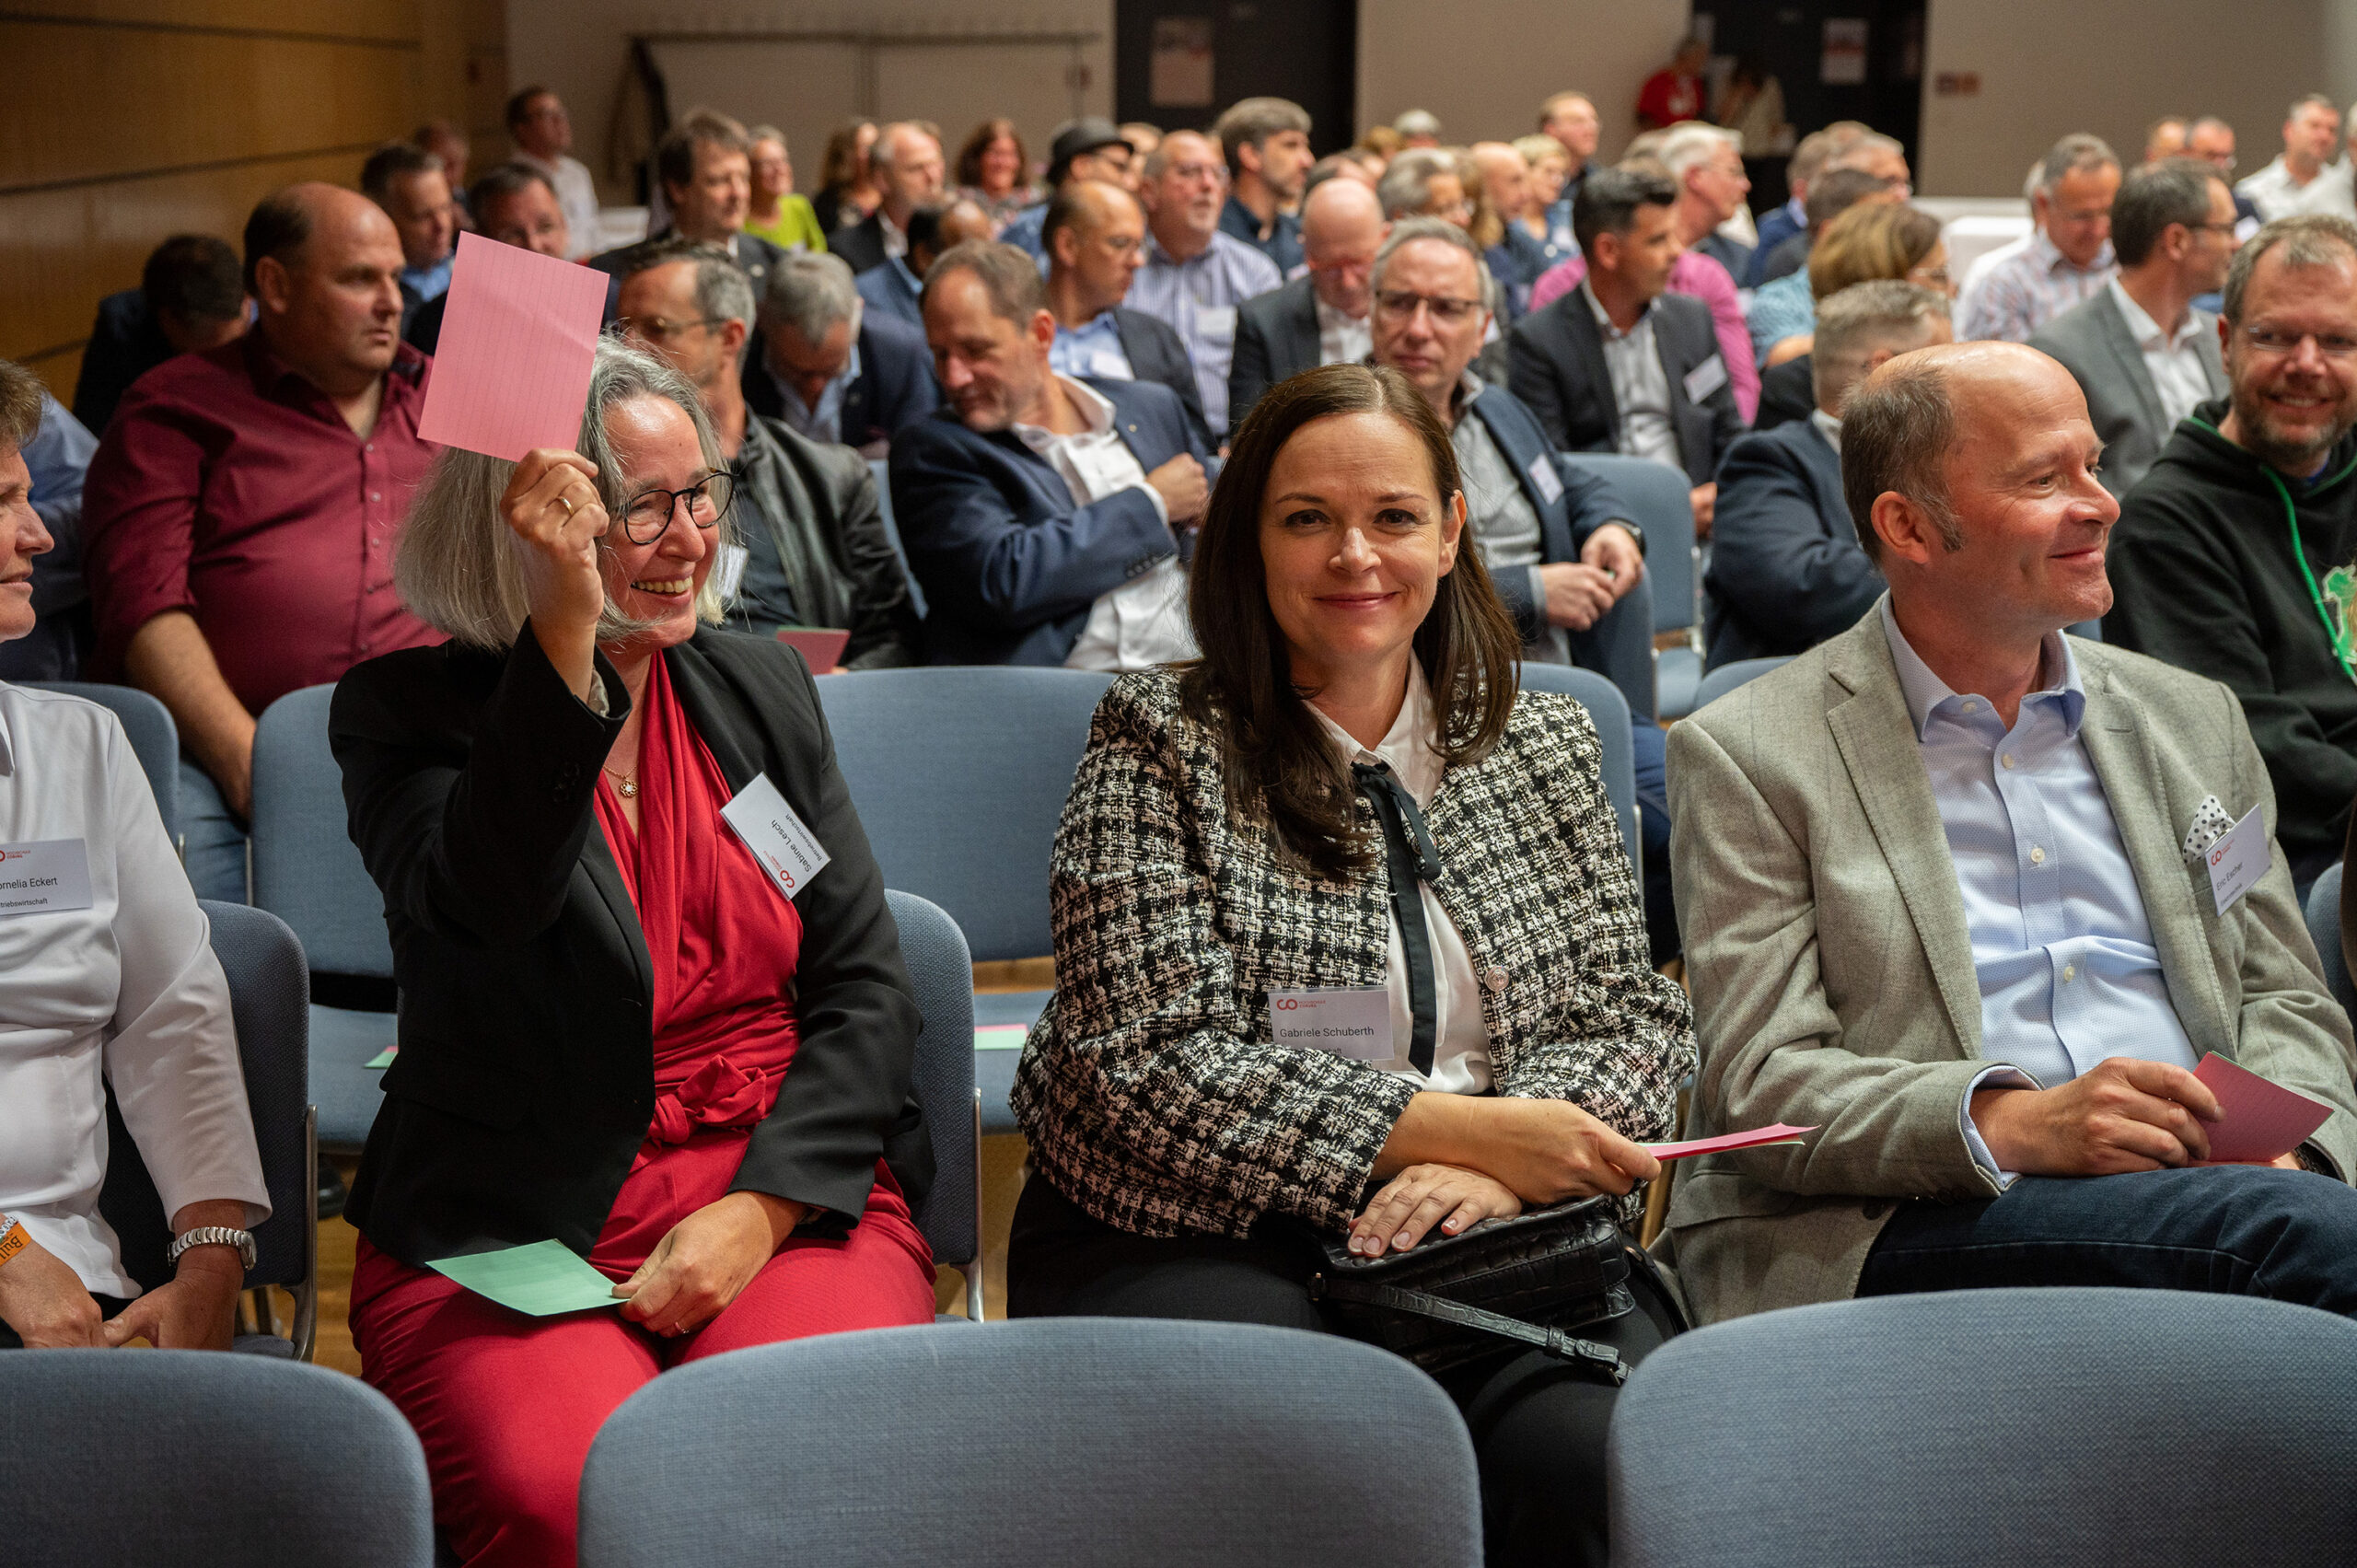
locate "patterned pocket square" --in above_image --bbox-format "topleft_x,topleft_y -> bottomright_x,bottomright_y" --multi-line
2183,794 -> 2236,860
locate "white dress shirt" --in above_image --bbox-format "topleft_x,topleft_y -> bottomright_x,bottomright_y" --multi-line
1809,407 -> 1843,455
515,151 -> 601,261
0,684 -> 267,1297
1315,296 -> 1372,367
1015,377 -> 1193,672
1581,281 -> 1682,471
2107,278 -> 2216,431
1310,662 -> 1492,1094
2235,156 -> 2357,224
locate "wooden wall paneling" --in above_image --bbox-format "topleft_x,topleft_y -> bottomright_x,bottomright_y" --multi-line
0,25 -> 418,192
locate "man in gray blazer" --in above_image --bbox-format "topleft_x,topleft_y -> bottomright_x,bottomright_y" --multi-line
1666,341 -> 2357,1326
2029,157 -> 2235,496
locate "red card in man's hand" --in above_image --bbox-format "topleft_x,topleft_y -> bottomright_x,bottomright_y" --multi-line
2193,1053 -> 2332,1164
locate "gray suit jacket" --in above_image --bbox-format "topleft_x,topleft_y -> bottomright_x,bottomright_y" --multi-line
1662,608 -> 2357,1324
2029,286 -> 2226,497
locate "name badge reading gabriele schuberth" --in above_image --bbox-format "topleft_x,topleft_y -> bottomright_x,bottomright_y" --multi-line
719,774 -> 830,901
1268,986 -> 1394,1064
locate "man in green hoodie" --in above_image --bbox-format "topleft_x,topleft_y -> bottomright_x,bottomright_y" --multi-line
2107,215 -> 2357,886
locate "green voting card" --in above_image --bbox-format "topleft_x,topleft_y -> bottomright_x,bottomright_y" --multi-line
425,1240 -> 621,1316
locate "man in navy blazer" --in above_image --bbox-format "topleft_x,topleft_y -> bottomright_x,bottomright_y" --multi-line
1705,281 -> 1951,668
891,242 -> 1210,668
1507,168 -> 1744,535
745,250 -> 938,454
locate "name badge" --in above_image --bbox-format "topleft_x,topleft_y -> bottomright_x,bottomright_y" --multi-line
2203,803 -> 2267,915
719,773 -> 830,901
1526,452 -> 1565,506
1682,354 -> 1729,406
0,839 -> 93,916
1195,305 -> 1237,344
713,543 -> 749,602
1269,986 -> 1392,1063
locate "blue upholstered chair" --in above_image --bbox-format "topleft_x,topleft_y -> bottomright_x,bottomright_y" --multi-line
886,889 -> 984,1319
1564,453 -> 1703,719
1689,654 -> 1792,714
578,1318 -> 1482,1568
2304,862 -> 2355,1020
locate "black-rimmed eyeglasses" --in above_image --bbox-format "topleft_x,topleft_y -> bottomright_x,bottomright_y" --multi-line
618,470 -> 738,544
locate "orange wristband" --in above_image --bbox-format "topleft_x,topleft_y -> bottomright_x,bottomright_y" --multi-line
0,1222 -> 26,1269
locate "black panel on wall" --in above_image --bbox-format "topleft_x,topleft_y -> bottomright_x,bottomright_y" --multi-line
1693,0 -> 1925,211
1116,0 -> 1357,157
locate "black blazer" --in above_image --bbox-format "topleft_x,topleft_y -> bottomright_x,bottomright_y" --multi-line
331,627 -> 933,1268
830,212 -> 891,275
1702,418 -> 1882,668
742,311 -> 941,450
1112,308 -> 1216,451
1752,354 -> 1814,432
1228,274 -> 1321,432
1505,288 -> 1745,486
72,289 -> 172,436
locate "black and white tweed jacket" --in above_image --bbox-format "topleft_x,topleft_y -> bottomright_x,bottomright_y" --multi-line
1011,668 -> 1694,1240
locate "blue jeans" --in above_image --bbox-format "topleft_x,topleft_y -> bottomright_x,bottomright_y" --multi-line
178,756 -> 249,903
1858,1166 -> 2357,1317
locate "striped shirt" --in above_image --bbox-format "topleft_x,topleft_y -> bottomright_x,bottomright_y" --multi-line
1957,229 -> 2117,344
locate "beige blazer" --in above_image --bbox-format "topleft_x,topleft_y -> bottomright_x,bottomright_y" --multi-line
1662,606 -> 2357,1325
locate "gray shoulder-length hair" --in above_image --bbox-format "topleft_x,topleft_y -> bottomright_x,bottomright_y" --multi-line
397,337 -> 737,651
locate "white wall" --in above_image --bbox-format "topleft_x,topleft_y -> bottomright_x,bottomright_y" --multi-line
1356,0 -> 1690,161
1918,0 -> 2342,197
504,0 -> 1115,199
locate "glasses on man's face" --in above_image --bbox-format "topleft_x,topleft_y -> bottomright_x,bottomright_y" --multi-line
616,314 -> 725,343
1375,290 -> 1483,325
2239,325 -> 2357,361
618,470 -> 737,544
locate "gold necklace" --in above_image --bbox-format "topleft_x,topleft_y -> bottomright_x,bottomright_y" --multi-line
601,764 -> 638,798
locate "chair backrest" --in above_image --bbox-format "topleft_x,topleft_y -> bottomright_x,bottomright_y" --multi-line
99,901 -> 314,1303
1515,661 -> 1641,896
1564,453 -> 1700,636
2,1352 -> 434,1567
818,668 -> 1113,961
1608,1288 -> 2357,1568
2305,862 -> 2356,1019
1691,655 -> 1792,713
869,456 -> 926,619
251,683 -> 393,978
27,680 -> 179,843
579,1319 -> 1481,1568
884,889 -> 978,1278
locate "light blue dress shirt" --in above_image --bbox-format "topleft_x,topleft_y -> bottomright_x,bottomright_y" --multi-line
1878,600 -> 2198,1183
1745,267 -> 1815,359
401,255 -> 454,304
1050,312 -> 1135,382
1123,229 -> 1283,437
769,341 -> 860,447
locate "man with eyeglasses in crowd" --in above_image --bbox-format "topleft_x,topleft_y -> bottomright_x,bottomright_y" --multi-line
2187,116 -> 2265,238
615,238 -> 917,668
1124,130 -> 1283,441
2106,215 -> 2357,889
2031,157 -> 2237,498
1959,134 -> 2121,343
1042,180 -> 1216,450
1229,176 -> 1389,427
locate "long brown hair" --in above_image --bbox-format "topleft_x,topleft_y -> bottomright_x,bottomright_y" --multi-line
955,117 -> 1028,190
1181,364 -> 1522,879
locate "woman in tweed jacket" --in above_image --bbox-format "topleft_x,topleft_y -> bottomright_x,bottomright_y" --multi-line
1009,365 -> 1693,1568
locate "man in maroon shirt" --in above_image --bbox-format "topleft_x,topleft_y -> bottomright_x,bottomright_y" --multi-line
81,182 -> 442,900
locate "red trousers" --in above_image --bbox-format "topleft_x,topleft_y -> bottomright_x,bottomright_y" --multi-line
351,1144 -> 934,1568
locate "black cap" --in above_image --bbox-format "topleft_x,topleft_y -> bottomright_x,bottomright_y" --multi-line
1048,118 -> 1132,184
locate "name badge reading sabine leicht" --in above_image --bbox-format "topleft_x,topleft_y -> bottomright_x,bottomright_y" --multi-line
719,774 -> 830,901
1268,986 -> 1393,1063
0,839 -> 93,916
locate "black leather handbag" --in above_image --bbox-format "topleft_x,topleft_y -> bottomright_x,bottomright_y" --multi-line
1307,1196 -> 1651,1382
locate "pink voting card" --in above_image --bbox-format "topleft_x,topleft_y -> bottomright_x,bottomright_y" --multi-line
776,628 -> 852,675
2194,1052 -> 2332,1164
1643,1123 -> 1817,1161
417,231 -> 610,461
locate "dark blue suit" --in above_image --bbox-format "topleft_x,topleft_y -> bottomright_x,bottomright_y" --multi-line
888,377 -> 1204,667
743,310 -> 940,450
1746,203 -> 1805,287
1703,418 -> 1883,668
855,258 -> 924,330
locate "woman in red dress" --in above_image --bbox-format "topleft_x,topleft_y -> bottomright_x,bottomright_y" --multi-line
331,341 -> 936,1566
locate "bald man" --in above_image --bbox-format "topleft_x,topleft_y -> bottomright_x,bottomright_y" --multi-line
1043,180 -> 1214,448
1229,176 -> 1389,426
80,182 -> 444,899
1667,340 -> 2357,1328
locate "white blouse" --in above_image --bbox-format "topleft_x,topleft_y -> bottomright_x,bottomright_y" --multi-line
1311,664 -> 1494,1095
0,684 -> 267,1297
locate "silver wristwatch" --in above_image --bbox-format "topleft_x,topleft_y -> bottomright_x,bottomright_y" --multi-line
168,1225 -> 257,1272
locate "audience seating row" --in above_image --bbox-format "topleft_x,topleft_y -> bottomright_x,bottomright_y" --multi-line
17,1287 -> 2357,1567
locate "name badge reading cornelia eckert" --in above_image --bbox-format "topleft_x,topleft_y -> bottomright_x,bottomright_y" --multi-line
0,839 -> 93,916
719,774 -> 830,901
1268,986 -> 1393,1063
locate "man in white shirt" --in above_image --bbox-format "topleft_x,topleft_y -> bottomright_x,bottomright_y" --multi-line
2236,95 -> 2355,224
1957,134 -> 2121,343
892,242 -> 1211,667
2032,158 -> 2237,496
505,86 -> 600,261
0,357 -> 268,1351
1230,177 -> 1388,428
